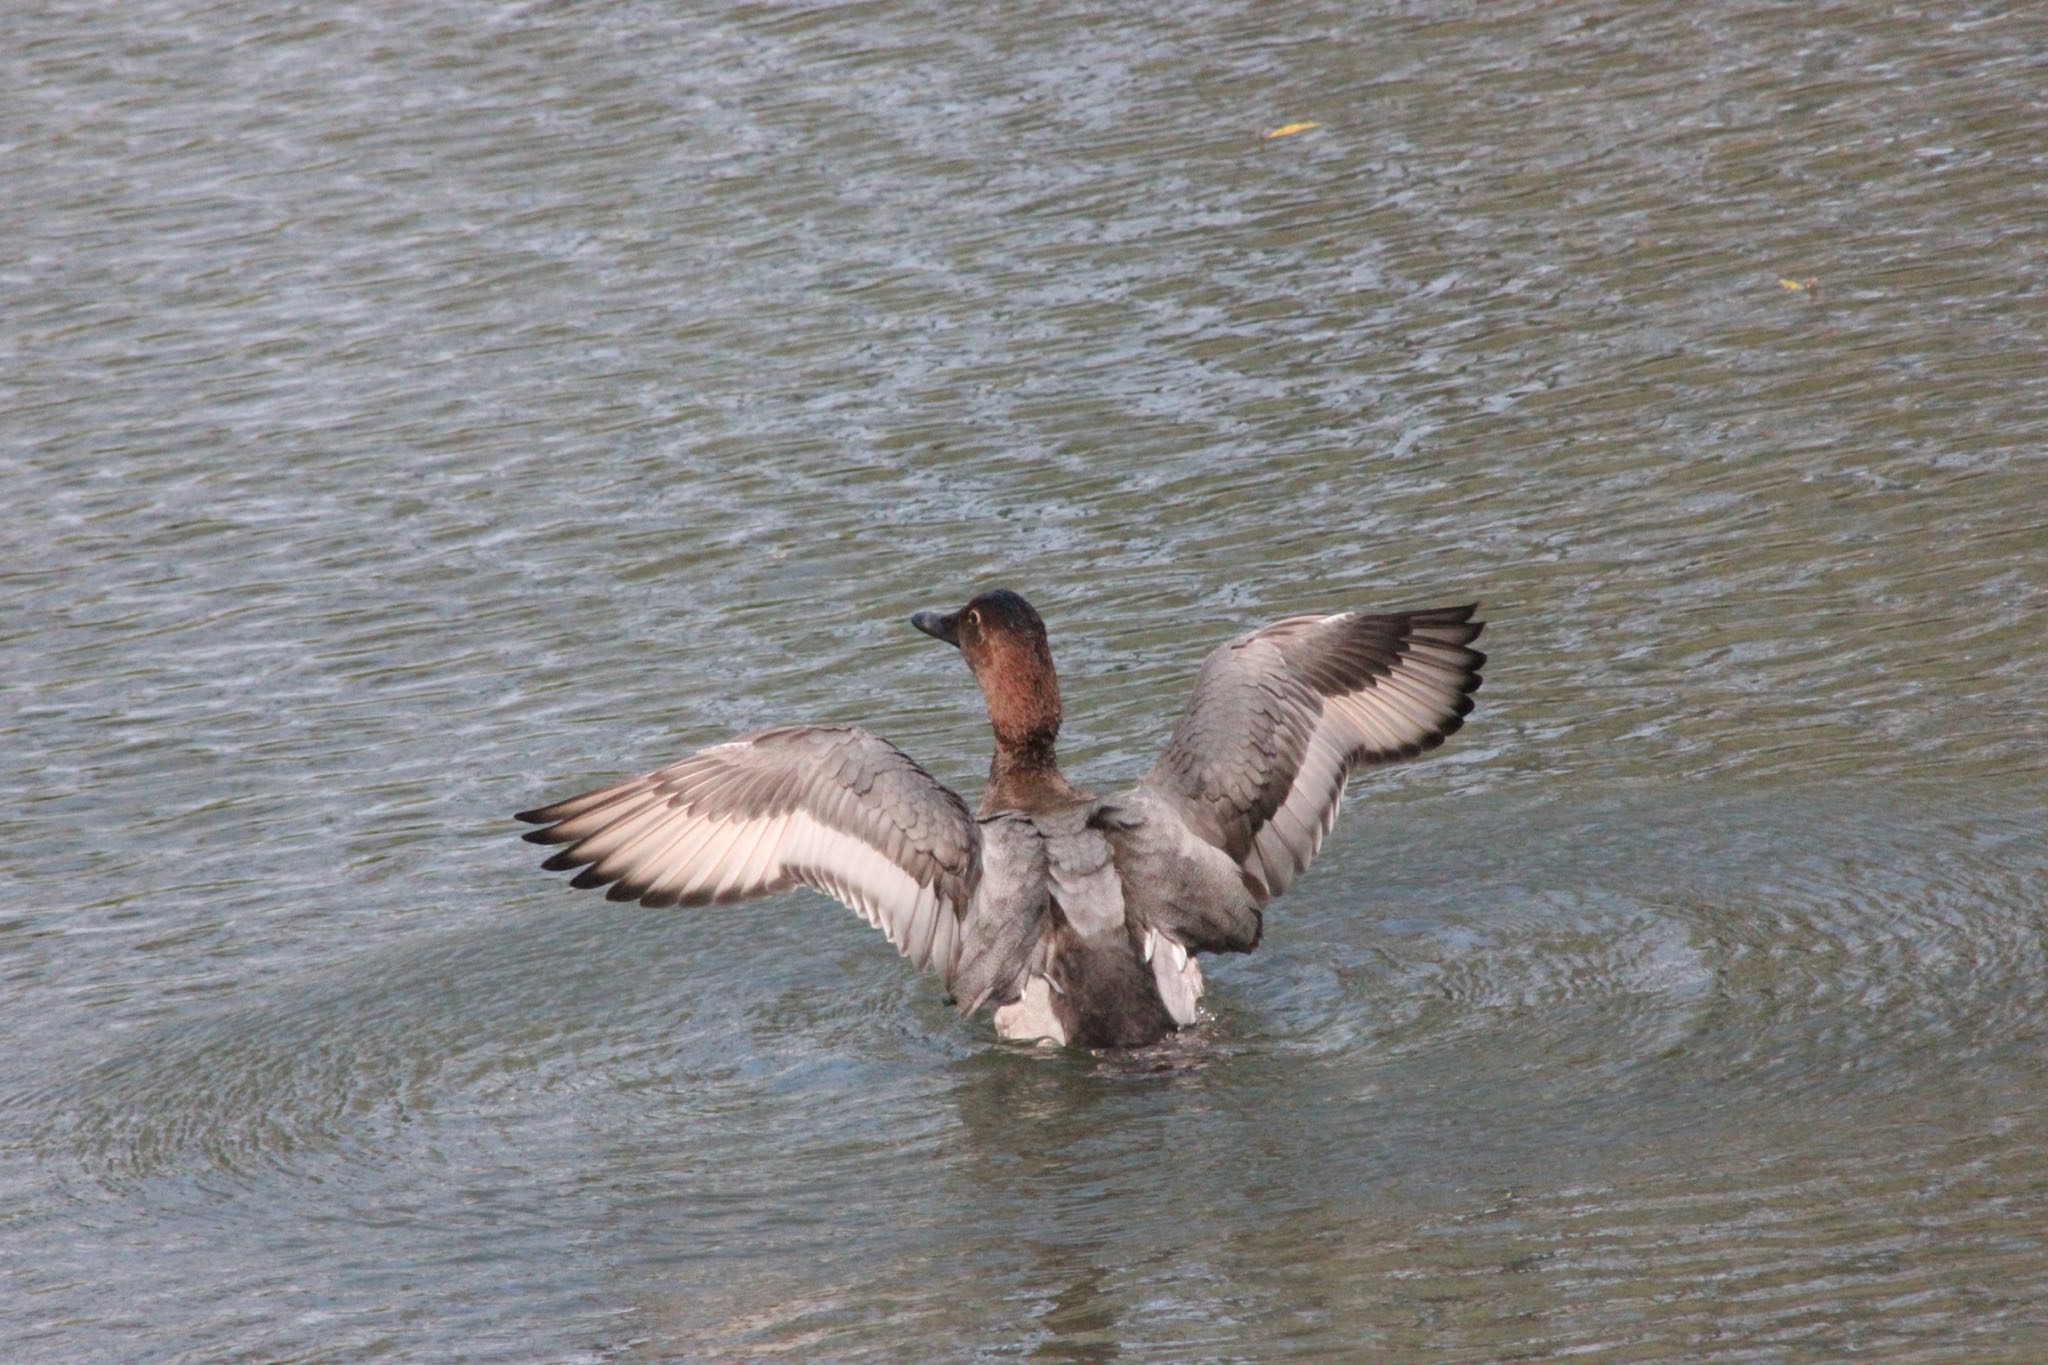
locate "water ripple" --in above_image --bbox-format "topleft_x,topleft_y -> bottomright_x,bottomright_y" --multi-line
6,0 -> 2048,1357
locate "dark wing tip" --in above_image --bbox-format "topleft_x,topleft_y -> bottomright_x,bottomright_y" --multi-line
1457,648 -> 1485,699
1403,601 -> 1480,627
1406,603 -> 1485,649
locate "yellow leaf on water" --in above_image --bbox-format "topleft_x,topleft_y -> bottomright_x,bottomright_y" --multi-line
1778,276 -> 1819,292
1262,121 -> 1321,139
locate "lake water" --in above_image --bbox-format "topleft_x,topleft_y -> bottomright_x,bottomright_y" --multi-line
5,0 -> 2046,1358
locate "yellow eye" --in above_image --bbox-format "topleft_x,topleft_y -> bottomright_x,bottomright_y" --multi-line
966,609 -> 981,628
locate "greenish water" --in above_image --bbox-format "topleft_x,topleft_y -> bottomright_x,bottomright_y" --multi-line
4,1 -> 2046,1358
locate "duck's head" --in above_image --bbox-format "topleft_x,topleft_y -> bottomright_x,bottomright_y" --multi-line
912,589 -> 1061,748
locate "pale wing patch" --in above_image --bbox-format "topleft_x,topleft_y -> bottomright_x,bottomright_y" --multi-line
1248,728 -> 1346,898
1249,660 -> 1476,896
519,727 -> 977,978
784,810 -> 956,972
544,802 -> 960,970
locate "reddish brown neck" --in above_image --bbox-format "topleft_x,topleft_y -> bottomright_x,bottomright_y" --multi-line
968,633 -> 1079,814
981,733 -> 1081,815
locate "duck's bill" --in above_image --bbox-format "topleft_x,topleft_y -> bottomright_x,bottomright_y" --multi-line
910,609 -> 960,646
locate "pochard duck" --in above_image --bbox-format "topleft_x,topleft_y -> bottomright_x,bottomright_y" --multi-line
518,591 -> 1485,1049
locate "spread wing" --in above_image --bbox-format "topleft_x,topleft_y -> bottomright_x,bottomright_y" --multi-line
1138,604 -> 1485,903
516,725 -> 978,975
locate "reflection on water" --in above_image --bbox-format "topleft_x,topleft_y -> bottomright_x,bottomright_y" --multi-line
4,0 -> 2047,1357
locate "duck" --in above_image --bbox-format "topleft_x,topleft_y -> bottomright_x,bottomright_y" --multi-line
517,590 -> 1485,1049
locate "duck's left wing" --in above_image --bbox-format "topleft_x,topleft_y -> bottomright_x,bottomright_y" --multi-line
1136,604 -> 1485,904
516,725 -> 978,975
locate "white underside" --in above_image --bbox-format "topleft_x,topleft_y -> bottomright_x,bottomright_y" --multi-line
1145,929 -> 1206,1027
993,975 -> 1067,1045
992,943 -> 1208,1046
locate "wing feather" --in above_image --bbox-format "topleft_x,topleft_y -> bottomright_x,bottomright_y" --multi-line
1139,604 -> 1485,902
517,726 -> 979,977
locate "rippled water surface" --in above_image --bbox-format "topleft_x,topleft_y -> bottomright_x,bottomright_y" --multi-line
6,0 -> 2047,1358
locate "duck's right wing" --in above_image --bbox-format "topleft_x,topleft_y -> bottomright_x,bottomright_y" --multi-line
516,725 -> 979,976
1136,604 -> 1485,904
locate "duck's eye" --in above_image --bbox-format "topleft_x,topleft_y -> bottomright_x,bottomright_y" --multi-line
966,609 -> 981,629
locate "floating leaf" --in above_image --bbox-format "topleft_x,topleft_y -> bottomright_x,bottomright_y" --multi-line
1262,121 -> 1321,139
1778,276 -> 1819,292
